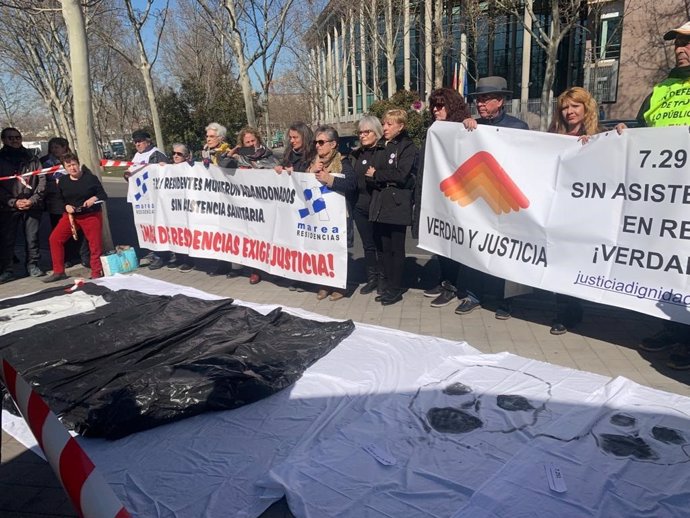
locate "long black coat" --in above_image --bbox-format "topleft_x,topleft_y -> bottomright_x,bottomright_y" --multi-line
350,145 -> 378,214
366,132 -> 418,226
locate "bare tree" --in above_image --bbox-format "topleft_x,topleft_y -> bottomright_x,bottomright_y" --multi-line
359,0 -> 405,97
244,0 -> 295,139
495,0 -> 587,130
196,0 -> 295,128
61,0 -> 113,248
0,2 -> 76,145
95,0 -> 169,149
0,76 -> 25,128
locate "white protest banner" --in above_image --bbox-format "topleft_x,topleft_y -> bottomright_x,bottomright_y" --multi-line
127,163 -> 347,288
420,122 -> 690,324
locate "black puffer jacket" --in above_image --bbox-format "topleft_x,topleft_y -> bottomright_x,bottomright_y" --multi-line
0,146 -> 44,212
366,132 -> 418,226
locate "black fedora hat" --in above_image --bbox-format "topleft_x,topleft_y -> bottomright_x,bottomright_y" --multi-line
468,76 -> 513,97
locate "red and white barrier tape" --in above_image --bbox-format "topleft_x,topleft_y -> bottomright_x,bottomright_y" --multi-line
100,160 -> 146,168
0,160 -> 151,182
1,358 -> 131,518
0,164 -> 64,183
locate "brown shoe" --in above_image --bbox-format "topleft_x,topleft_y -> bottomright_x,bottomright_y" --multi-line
316,289 -> 329,300
329,291 -> 345,301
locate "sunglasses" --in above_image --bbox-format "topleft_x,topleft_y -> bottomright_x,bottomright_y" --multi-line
172,151 -> 187,157
431,103 -> 445,110
314,139 -> 334,146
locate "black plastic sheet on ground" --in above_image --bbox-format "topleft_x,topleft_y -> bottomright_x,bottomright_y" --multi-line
0,284 -> 354,439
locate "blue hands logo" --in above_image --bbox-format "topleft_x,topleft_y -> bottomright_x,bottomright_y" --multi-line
134,171 -> 149,201
298,184 -> 330,219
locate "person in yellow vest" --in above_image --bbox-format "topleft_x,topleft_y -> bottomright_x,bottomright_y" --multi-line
633,21 -> 690,369
636,21 -> 690,127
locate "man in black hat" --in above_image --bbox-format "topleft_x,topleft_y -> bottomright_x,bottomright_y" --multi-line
126,129 -> 169,268
463,76 -> 529,130
453,76 -> 529,319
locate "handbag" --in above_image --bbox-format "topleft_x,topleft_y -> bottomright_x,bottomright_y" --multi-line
100,246 -> 139,276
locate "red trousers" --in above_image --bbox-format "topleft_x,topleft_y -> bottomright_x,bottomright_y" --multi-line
49,212 -> 103,275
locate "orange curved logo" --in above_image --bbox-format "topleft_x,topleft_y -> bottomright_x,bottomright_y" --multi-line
440,151 -> 530,214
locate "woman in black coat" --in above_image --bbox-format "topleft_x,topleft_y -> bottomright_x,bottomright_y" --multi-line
350,115 -> 384,295
365,109 -> 418,306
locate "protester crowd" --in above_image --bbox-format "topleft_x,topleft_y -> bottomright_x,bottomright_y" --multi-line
0,21 -> 689,369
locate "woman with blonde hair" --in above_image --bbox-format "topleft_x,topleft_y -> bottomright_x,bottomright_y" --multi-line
549,86 -> 603,137
365,108 -> 418,306
548,86 -> 602,334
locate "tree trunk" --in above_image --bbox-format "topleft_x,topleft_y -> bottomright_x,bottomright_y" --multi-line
62,0 -> 113,250
424,0 -> 433,96
433,0 -> 444,88
539,46 -> 558,131
141,63 -> 164,149
385,0 -> 396,97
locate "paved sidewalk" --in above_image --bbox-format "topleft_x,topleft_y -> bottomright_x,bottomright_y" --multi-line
2,263 -> 689,517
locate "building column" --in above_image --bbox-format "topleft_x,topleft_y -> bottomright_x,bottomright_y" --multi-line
326,30 -> 333,121
403,0 -> 410,91
520,1 -> 533,116
359,4 -> 368,112
334,24 -> 342,121
424,0 -> 433,98
349,14 -> 357,115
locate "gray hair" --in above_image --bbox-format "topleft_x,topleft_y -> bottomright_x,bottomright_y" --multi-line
205,122 -> 227,139
314,124 -> 339,143
171,143 -> 190,156
358,115 -> 383,140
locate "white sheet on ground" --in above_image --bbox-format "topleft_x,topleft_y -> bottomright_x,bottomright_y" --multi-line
454,376 -> 690,518
2,275 -> 479,518
0,291 -> 107,334
259,353 -> 611,517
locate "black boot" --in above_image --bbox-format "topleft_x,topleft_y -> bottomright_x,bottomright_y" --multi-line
360,267 -> 379,295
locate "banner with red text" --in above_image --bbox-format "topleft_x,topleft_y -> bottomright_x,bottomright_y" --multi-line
420,122 -> 690,324
127,164 -> 347,288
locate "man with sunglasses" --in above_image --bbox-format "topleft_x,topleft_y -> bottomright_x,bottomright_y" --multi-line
0,127 -> 46,282
457,77 -> 529,319
126,129 -> 168,268
463,76 -> 529,131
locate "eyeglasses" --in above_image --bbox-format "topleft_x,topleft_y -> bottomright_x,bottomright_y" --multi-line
172,151 -> 187,157
476,96 -> 500,104
206,134 -> 219,138
431,103 -> 445,110
358,130 -> 373,136
314,139 -> 334,146
133,139 -> 145,144
4,135 -> 21,140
